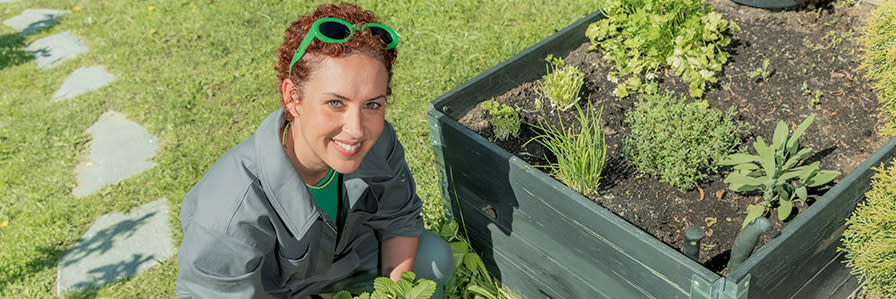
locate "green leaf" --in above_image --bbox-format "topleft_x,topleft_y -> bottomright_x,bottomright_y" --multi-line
782,147 -> 812,169
720,153 -> 760,165
724,174 -> 764,186
407,280 -> 437,299
733,163 -> 760,171
463,252 -> 488,275
795,185 -> 807,201
787,113 -> 815,152
334,291 -> 353,299
772,120 -> 788,152
796,161 -> 822,181
778,199 -> 793,221
468,285 -> 499,299
373,277 -> 395,295
779,169 -> 803,182
742,204 -> 767,229
806,170 -> 840,187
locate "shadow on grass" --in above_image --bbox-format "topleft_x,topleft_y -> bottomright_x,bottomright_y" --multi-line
0,245 -> 66,294
0,33 -> 30,70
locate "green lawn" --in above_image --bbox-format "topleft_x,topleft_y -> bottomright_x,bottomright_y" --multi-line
0,0 -> 601,297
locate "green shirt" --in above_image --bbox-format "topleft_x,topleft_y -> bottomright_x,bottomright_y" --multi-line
307,168 -> 340,224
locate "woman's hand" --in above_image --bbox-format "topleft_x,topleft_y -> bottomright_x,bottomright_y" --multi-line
380,236 -> 419,281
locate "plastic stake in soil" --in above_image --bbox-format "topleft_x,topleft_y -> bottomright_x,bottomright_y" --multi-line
683,226 -> 705,261
727,217 -> 771,271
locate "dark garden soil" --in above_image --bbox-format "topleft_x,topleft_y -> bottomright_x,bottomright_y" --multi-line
457,0 -> 887,275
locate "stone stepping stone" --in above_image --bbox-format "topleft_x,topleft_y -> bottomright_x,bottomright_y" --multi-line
73,111 -> 158,198
56,198 -> 174,295
3,9 -> 68,35
24,30 -> 87,69
52,66 -> 115,101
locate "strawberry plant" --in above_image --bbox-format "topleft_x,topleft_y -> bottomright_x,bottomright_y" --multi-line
585,0 -> 739,98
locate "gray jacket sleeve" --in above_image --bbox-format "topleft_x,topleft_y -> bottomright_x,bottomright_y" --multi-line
364,124 -> 425,241
175,222 -> 267,298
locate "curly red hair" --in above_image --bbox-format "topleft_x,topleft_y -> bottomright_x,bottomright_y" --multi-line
274,3 -> 397,121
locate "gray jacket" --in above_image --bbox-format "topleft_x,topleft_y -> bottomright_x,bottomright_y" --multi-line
175,109 -> 424,298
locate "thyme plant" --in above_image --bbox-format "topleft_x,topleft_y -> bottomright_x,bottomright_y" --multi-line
480,100 -> 521,141
528,105 -> 607,195
623,92 -> 748,190
586,0 -> 739,98
720,114 -> 840,228
540,54 -> 584,111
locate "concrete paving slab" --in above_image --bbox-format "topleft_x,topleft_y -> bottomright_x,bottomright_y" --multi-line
25,30 -> 87,69
73,111 -> 157,198
3,9 -> 68,35
56,198 -> 174,295
52,66 -> 115,101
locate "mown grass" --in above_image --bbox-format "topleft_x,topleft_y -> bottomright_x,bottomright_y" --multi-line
0,0 -> 601,297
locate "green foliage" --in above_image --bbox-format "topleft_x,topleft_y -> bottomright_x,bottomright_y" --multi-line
528,105 -> 607,195
840,159 -> 896,298
748,59 -> 771,82
539,54 -> 584,111
335,272 -> 436,299
585,0 -> 739,98
623,92 -> 748,191
436,220 -> 510,299
720,114 -> 840,228
860,1 -> 896,136
480,100 -> 521,141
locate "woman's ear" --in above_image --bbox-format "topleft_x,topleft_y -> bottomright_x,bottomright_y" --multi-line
280,79 -> 301,119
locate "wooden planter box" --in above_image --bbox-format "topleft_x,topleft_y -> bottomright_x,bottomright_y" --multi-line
426,10 -> 896,299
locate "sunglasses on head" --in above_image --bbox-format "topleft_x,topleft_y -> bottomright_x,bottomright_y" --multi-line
288,17 -> 398,74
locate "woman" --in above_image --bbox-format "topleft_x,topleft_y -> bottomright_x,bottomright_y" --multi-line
175,3 -> 453,298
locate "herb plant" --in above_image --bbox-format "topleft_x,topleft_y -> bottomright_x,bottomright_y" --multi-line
480,100 -> 521,141
748,59 -> 772,82
840,158 -> 896,298
334,272 -> 436,299
860,0 -> 896,135
585,0 -> 739,98
623,92 -> 749,190
437,220 -> 510,299
528,105 -> 607,195
539,54 -> 584,111
720,114 -> 840,228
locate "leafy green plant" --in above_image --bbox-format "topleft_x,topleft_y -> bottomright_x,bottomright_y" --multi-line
585,0 -> 739,98
528,105 -> 607,195
623,92 -> 749,190
748,59 -> 771,81
334,272 -> 436,299
840,159 -> 896,298
720,114 -> 840,228
860,0 -> 896,136
436,220 -> 510,299
480,100 -> 521,141
539,54 -> 584,111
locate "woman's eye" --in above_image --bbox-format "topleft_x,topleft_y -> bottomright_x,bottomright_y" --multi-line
365,102 -> 383,110
327,100 -> 342,108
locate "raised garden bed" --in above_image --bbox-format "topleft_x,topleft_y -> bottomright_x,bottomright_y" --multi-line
427,2 -> 893,298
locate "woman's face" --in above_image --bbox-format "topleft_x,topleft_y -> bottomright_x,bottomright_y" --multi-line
287,54 -> 389,176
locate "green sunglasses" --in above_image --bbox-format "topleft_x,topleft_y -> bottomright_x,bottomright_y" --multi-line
288,17 -> 398,74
